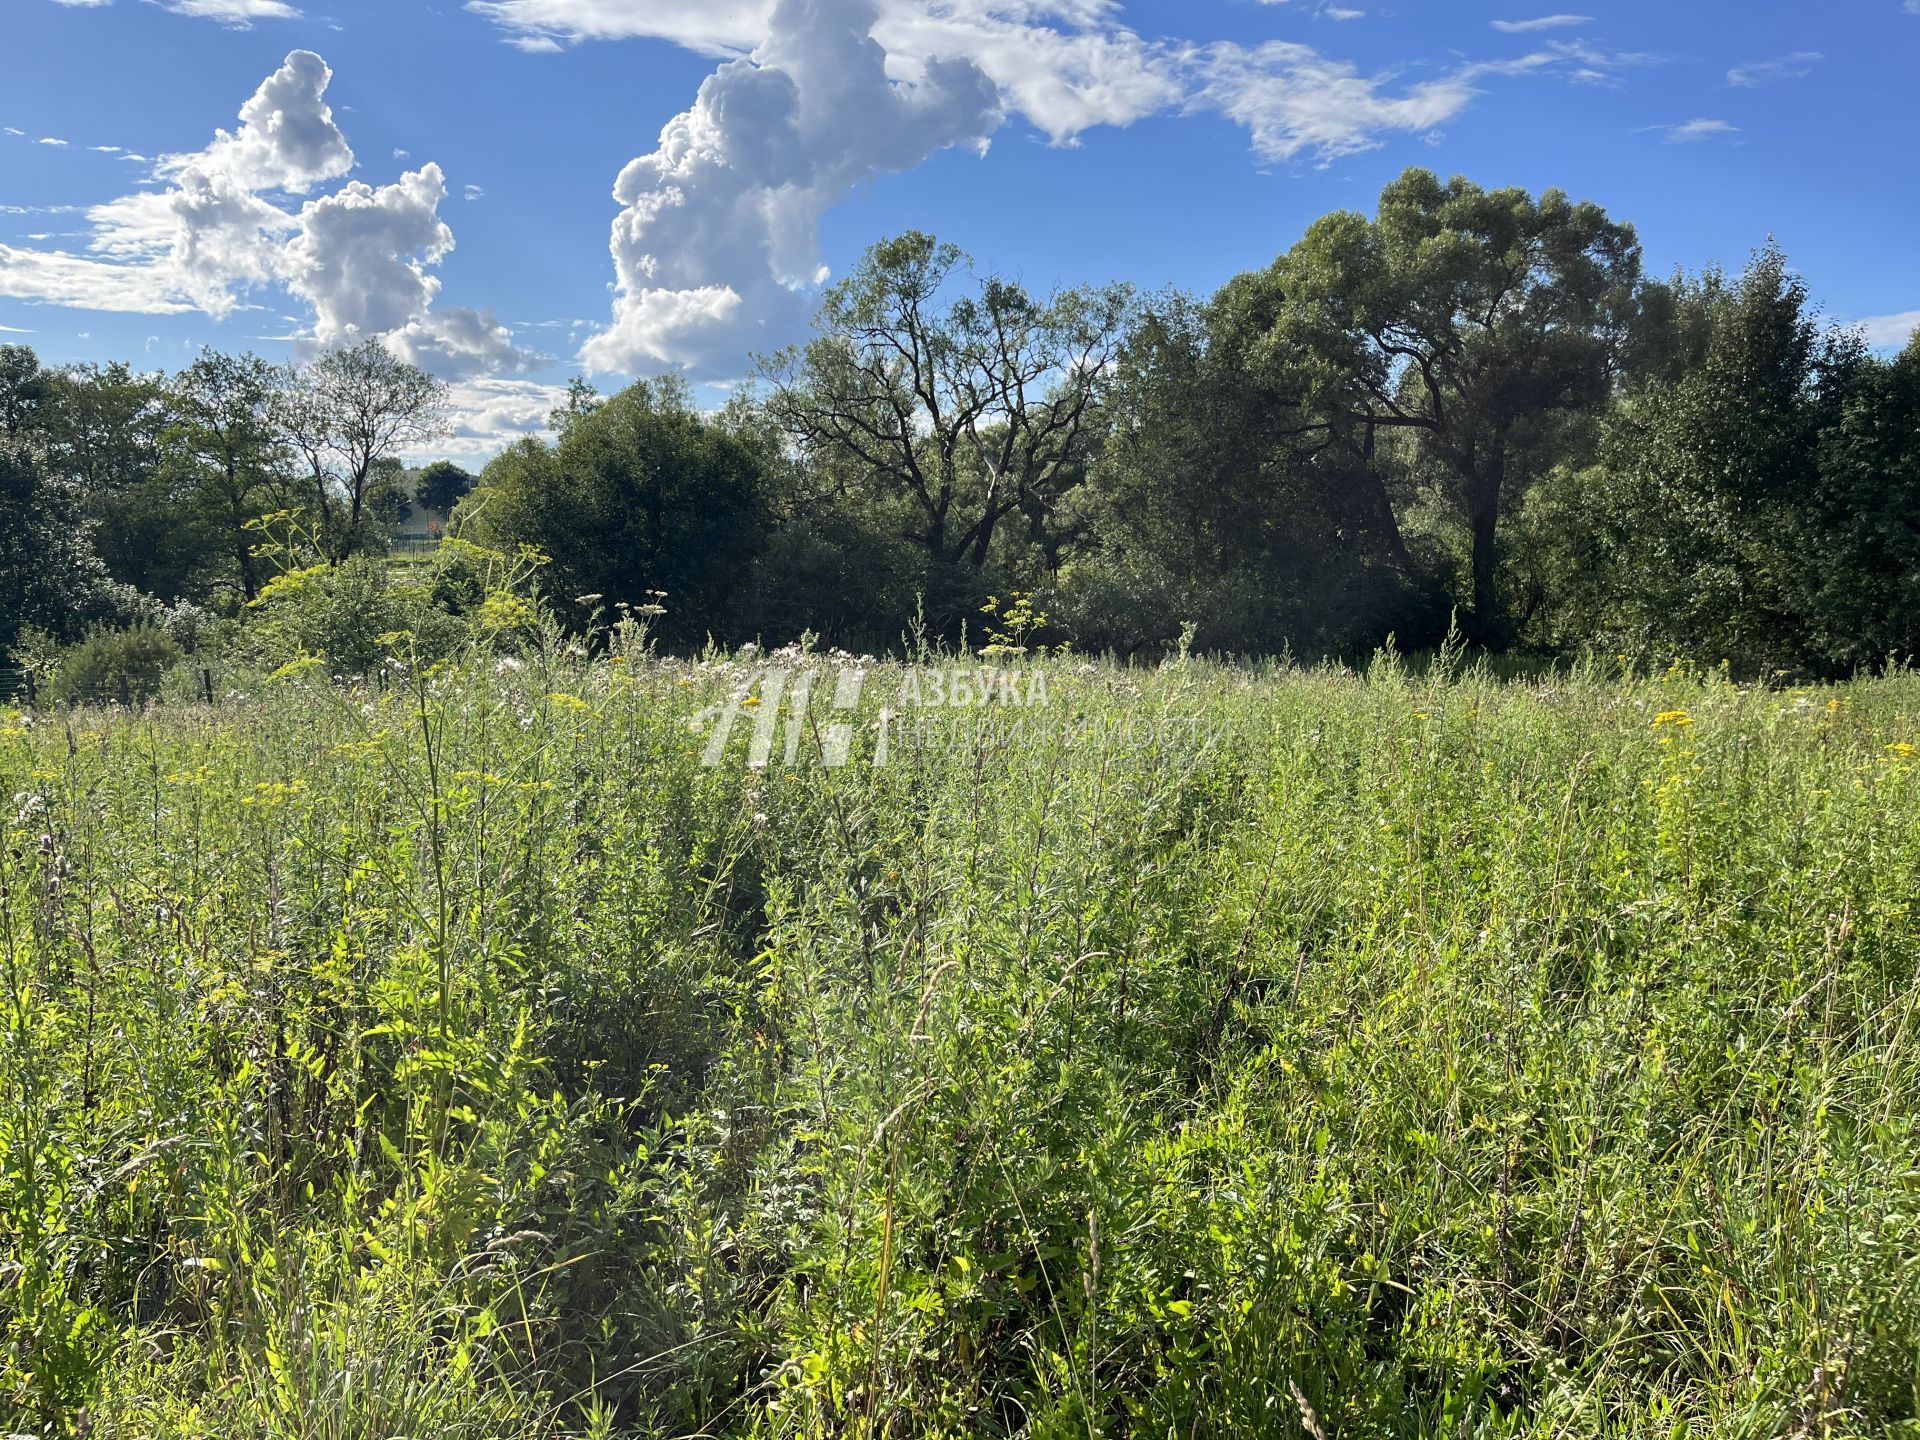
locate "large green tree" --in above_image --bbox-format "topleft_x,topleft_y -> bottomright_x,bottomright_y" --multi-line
415,459 -> 476,519
763,232 -> 1133,571
1802,331 -> 1920,669
166,352 -> 296,601
0,344 -> 48,440
0,440 -> 131,655
1236,169 -> 1643,637
38,361 -> 210,600
276,341 -> 448,562
1065,293 -> 1438,658
467,376 -> 765,645
1530,247 -> 1920,675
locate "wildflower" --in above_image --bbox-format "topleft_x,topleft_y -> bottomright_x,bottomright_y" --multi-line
1651,710 -> 1694,729
1889,743 -> 1917,759
479,592 -> 539,631
241,780 -> 307,809
269,654 -> 325,684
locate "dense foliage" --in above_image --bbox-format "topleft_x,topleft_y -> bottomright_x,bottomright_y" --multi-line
463,377 -> 766,648
5,168 -> 1919,682
7,161 -> 1920,1440
4,648 -> 1919,1435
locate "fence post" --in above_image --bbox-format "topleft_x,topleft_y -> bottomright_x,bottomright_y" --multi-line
202,667 -> 215,705
116,672 -> 131,710
23,671 -> 37,711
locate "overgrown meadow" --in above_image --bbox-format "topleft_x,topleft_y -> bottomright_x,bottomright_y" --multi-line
3,639 -> 1919,1437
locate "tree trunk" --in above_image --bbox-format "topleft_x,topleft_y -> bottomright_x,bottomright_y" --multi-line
1356,424 -> 1416,577
1468,438 -> 1507,640
228,462 -> 260,601
234,528 -> 259,601
965,508 -> 1001,567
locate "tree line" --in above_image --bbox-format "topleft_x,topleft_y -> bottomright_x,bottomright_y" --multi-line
4,167 -> 1918,679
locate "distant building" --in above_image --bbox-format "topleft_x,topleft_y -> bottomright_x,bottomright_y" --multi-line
389,466 -> 452,546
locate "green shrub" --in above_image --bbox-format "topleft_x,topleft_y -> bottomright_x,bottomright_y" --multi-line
237,544 -> 551,676
49,623 -> 182,706
244,557 -> 409,676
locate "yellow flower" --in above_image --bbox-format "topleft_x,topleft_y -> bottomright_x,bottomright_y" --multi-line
545,692 -> 591,713
1889,743 -> 1916,759
1651,710 -> 1694,729
269,654 -> 326,684
242,779 -> 307,809
480,592 -> 539,631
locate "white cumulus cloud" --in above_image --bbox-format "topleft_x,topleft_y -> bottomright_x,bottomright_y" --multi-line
160,0 -> 302,21
0,50 -> 539,396
287,165 -> 456,345
480,0 -> 1635,377
416,377 -> 579,463
580,0 -> 1001,376
386,308 -> 548,381
0,243 -> 193,313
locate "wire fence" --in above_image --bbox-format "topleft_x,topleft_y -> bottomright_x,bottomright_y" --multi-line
1,664 -> 224,712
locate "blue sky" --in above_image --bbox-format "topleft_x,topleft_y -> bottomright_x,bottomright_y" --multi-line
2,0 -> 1916,460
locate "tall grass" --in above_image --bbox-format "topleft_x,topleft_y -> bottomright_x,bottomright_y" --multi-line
2,644 -> 1917,1436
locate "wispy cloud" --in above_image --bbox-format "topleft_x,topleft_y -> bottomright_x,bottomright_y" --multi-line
1728,52 -> 1823,86
48,0 -> 300,21
1546,38 -> 1666,84
1491,14 -> 1591,33
1855,310 -> 1919,347
1653,117 -> 1740,143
